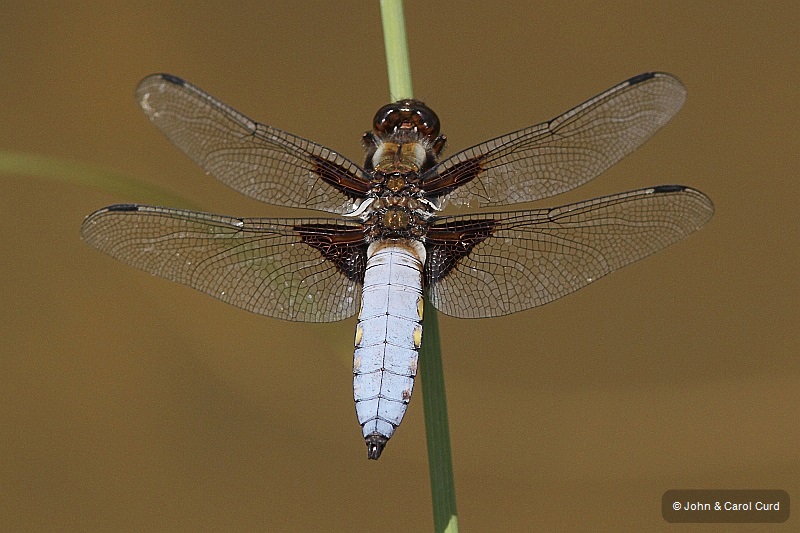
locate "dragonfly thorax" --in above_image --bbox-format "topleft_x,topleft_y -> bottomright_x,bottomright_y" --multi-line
372,140 -> 427,173
359,198 -> 431,239
382,206 -> 410,231
370,170 -> 421,195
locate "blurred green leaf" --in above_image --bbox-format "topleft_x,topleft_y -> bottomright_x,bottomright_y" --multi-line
0,151 -> 198,209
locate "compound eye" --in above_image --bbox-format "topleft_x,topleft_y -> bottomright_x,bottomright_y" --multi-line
408,106 -> 440,138
372,99 -> 440,140
372,103 -> 402,134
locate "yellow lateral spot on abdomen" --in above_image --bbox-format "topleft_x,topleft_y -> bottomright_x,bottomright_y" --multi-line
413,325 -> 423,349
355,325 -> 363,347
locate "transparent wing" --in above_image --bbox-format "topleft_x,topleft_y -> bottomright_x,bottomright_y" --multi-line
81,205 -> 366,322
425,186 -> 713,318
423,73 -> 687,207
136,74 -> 371,214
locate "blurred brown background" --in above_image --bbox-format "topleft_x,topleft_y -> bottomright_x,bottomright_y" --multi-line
1,1 -> 797,531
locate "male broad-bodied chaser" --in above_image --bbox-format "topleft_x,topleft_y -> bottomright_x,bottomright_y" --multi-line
81,72 -> 713,459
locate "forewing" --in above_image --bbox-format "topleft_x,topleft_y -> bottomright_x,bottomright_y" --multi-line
425,186 -> 713,318
81,205 -> 367,322
136,74 -> 371,214
422,73 -> 687,207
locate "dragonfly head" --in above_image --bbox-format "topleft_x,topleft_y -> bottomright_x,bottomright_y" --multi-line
363,100 -> 447,172
372,99 -> 441,142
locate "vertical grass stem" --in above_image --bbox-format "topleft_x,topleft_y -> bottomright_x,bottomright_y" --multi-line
380,2 -> 459,531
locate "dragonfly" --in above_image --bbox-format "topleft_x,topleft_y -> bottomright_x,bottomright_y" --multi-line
81,72 -> 713,459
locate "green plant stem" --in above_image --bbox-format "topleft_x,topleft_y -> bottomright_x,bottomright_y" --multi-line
380,2 -> 458,532
380,0 -> 413,101
419,297 -> 459,533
